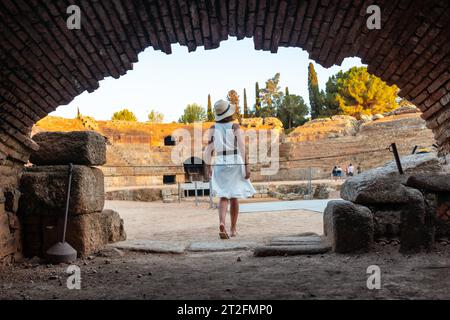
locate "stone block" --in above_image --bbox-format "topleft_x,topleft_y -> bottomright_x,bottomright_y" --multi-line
370,209 -> 401,239
22,210 -> 126,257
105,188 -> 162,202
341,153 -> 443,203
19,165 -> 104,216
101,210 -> 127,243
342,176 -> 424,205
400,197 -> 431,253
323,200 -> 374,253
30,131 -> 106,166
406,173 -> 450,193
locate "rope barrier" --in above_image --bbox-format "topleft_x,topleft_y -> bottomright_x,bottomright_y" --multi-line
101,146 -> 392,168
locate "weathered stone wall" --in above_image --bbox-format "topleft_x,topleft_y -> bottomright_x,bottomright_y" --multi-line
34,112 -> 437,188
105,180 -> 343,202
280,112 -> 436,179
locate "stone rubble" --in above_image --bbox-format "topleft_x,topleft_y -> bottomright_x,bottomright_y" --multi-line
327,153 -> 450,254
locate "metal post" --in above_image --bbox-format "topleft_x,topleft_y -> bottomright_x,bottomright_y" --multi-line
308,167 -> 312,199
194,181 -> 198,206
62,163 -> 74,243
209,180 -> 213,209
178,182 -> 181,203
45,163 -> 77,264
389,143 -> 404,174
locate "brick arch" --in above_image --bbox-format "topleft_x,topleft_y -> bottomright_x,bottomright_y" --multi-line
0,0 -> 449,192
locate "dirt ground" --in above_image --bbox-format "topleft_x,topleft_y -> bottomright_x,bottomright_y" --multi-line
1,246 -> 449,300
104,199 -> 324,244
0,200 -> 449,300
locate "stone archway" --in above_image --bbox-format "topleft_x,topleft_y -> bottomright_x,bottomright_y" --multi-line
0,0 -> 449,262
184,156 -> 206,182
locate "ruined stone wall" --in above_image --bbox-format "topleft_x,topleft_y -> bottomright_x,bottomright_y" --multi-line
277,112 -> 436,179
33,111 -> 436,188
34,117 -> 278,188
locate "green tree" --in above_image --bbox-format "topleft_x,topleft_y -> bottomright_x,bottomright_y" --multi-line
147,109 -> 164,123
321,74 -> 341,117
206,94 -> 214,121
335,67 -> 399,118
277,87 -> 309,129
261,73 -> 282,117
178,103 -> 206,124
243,88 -> 249,119
308,63 -> 324,119
112,108 -> 138,122
254,82 -> 261,117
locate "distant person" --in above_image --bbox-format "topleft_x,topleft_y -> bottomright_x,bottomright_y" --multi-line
336,166 -> 343,179
347,163 -> 354,177
357,164 -> 362,175
332,166 -> 338,181
204,100 -> 255,239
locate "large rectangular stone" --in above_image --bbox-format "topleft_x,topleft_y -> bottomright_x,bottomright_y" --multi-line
30,131 -> 106,166
400,200 -> 431,253
22,210 -> 126,257
324,200 -> 374,253
19,165 -> 105,216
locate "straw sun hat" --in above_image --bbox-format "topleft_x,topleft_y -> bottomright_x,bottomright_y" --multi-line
214,99 -> 236,121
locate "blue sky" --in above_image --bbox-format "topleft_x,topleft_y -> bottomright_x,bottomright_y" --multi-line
52,37 -> 365,123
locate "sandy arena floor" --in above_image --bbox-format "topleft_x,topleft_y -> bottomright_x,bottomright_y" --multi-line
104,199 -> 324,244
0,199 -> 449,300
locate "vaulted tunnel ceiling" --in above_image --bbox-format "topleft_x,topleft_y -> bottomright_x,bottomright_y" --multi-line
0,0 -> 449,165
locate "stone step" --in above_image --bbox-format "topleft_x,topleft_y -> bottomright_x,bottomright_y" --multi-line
254,234 -> 331,257
111,240 -> 186,254
187,241 -> 257,252
254,243 -> 331,257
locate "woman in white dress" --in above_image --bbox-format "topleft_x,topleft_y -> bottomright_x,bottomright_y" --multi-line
204,100 -> 256,239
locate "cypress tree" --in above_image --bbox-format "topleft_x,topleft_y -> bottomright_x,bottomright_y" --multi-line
284,87 -> 291,128
243,88 -> 248,118
207,94 -> 214,121
308,63 -> 322,119
255,82 -> 261,117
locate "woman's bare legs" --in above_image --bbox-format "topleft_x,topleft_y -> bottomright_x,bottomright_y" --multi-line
218,197 -> 229,237
230,198 -> 239,237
